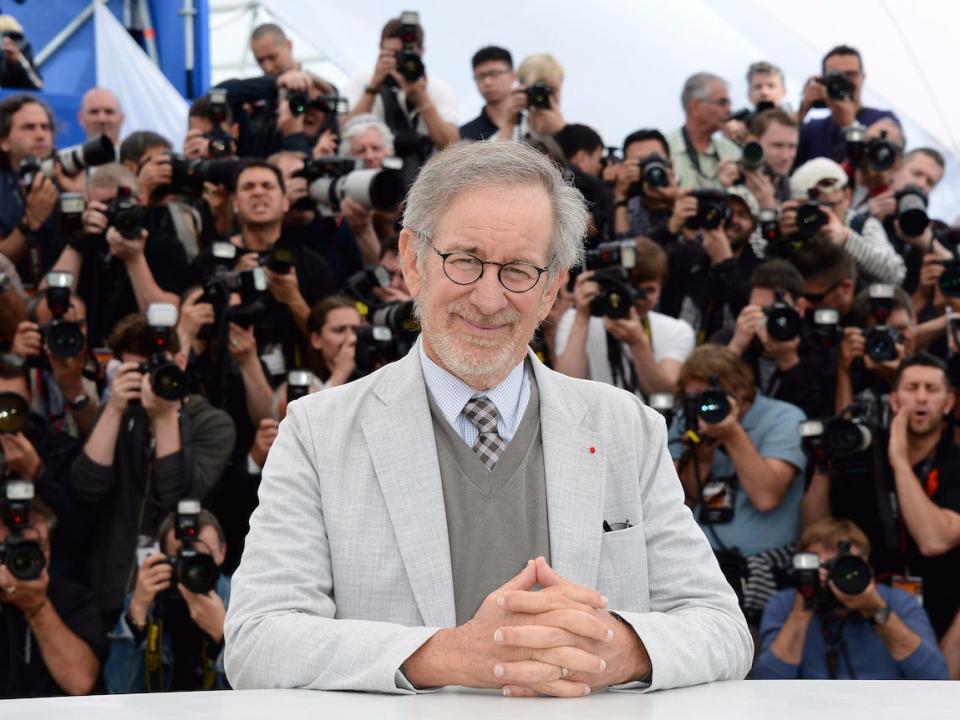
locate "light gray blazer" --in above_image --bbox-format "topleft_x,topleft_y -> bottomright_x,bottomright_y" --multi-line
224,343 -> 753,693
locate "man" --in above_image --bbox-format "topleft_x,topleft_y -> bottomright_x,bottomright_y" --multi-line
744,109 -> 799,207
755,518 -> 947,679
0,15 -> 42,90
724,61 -> 789,145
667,73 -> 741,190
0,491 -> 102,698
341,113 -> 394,170
555,123 -> 611,243
781,157 -> 905,285
554,238 -> 695,398
796,45 -> 900,166
346,16 -> 458,185
225,141 -> 752,696
515,54 -> 567,138
611,129 -> 679,243
71,310 -> 235,626
792,238 -> 857,320
460,46 -> 523,142
849,117 -> 905,216
77,88 -> 124,149
249,23 -> 298,78
0,95 -> 62,287
104,508 -> 231,692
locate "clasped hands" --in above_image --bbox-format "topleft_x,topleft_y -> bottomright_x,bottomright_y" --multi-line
407,556 -> 649,697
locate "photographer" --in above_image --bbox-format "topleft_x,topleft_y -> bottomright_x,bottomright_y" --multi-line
104,508 -> 231,692
460,46 -> 522,142
0,492 -> 102,698
724,61 -> 788,145
249,23 -> 298,78
755,518 -> 946,680
669,345 -> 806,618
514,53 -> 567,138
184,95 -> 240,244
781,158 -> 905,285
796,45 -> 900,166
71,311 -> 235,627
346,15 -> 458,184
555,123 -> 611,243
743,109 -> 799,208
849,117 -> 904,216
77,88 -> 124,150
554,237 -> 694,397
0,15 -> 42,90
0,95 -> 63,287
667,73 -> 741,190
49,163 -> 187,348
611,129 -> 679,243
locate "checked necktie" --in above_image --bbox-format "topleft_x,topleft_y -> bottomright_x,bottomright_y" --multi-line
463,395 -> 506,470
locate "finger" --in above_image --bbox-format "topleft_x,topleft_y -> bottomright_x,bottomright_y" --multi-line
495,623 -> 594,650
501,685 -> 541,697
496,559 -> 537,596
532,646 -> 607,675
494,661 -> 593,695
535,557 -> 608,607
499,589 -> 602,618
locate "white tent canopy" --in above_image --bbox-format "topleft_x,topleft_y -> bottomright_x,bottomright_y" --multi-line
210,0 -> 960,218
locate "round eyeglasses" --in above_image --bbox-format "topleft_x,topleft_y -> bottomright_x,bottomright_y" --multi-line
432,245 -> 552,294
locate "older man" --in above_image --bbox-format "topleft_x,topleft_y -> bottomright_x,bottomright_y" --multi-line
224,142 -> 751,697
77,88 -> 124,148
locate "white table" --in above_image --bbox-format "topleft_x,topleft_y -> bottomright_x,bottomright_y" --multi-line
1,681 -> 958,720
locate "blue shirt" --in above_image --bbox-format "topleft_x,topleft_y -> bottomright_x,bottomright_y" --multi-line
755,584 -> 948,680
668,393 -> 806,555
418,340 -> 530,447
796,107 -> 901,167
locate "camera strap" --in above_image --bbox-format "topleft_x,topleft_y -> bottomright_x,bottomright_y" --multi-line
820,615 -> 856,680
604,332 -> 640,395
144,608 -> 165,691
680,126 -> 720,184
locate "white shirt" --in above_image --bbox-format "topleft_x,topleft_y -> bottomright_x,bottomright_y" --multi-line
345,71 -> 459,130
554,309 -> 695,395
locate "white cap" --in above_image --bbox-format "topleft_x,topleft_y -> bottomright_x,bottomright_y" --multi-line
790,158 -> 849,200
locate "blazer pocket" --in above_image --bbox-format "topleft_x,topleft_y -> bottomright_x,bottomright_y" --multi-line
597,523 -> 649,611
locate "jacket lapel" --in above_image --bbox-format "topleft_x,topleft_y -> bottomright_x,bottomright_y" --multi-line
531,354 -> 605,590
361,348 -> 457,628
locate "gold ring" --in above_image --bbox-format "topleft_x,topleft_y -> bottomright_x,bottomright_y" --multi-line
559,666 -> 570,680
3,586 -> 16,595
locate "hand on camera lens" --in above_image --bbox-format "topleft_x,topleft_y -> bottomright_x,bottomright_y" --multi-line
141,369 -> 180,420
177,583 -> 227,644
571,271 -> 599,317
729,305 -> 764,356
371,50 -> 398,90
227,322 -> 257,364
667,192 -> 697,235
276,70 -> 311,93
82,200 -> 109,236
178,289 -> 215,344
743,169 -> 776,210
698,396 -> 740,442
108,361 -> 144,411
340,197 -> 372,231
612,162 -> 640,200
603,308 -> 647,347
137,155 -> 172,202
868,189 -> 896,221
183,128 -> 209,160
716,160 -> 740,189
106,227 -> 147,261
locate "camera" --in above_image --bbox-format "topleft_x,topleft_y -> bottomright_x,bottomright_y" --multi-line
18,135 -> 115,190
161,155 -> 245,196
265,241 -> 295,274
740,141 -> 765,171
790,540 -> 872,612
105,187 -> 146,240
764,290 -> 801,342
355,300 -> 419,375
843,124 -> 866,167
164,499 -> 220,595
685,189 -> 730,231
895,184 -> 929,238
0,480 -> 45,581
286,369 -> 315,402
863,284 -> 900,362
0,391 -> 30,435
297,157 -> 404,213
799,419 -> 829,472
525,81 -> 553,110
937,260 -> 960,298
798,408 -> 874,460
344,265 -> 392,310
38,271 -> 84,359
627,153 -> 670,198
684,377 -> 731,427
821,71 -> 854,101
59,192 -> 85,236
583,240 -> 640,319
758,208 -> 780,244
809,308 -> 842,350
648,393 -> 676,426
794,201 -> 828,240
138,304 -> 188,402
199,259 -> 268,336
864,132 -> 900,172
394,11 -> 425,83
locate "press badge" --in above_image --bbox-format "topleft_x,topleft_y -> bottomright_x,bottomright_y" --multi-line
891,575 -> 924,604
260,344 -> 287,377
699,476 -> 735,525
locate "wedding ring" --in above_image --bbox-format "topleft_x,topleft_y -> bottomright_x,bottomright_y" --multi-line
559,666 -> 570,680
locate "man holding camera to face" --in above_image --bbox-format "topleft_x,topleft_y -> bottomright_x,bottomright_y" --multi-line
70,309 -> 234,628
754,518 -> 946,680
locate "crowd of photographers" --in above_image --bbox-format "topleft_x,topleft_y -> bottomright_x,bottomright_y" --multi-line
0,11 -> 958,697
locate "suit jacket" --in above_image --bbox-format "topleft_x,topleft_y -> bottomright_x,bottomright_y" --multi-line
224,342 -> 752,693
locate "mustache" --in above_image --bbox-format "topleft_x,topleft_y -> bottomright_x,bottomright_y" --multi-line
447,300 -> 522,328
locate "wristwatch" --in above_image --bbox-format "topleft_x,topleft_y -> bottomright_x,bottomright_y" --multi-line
867,604 -> 891,626
67,394 -> 91,411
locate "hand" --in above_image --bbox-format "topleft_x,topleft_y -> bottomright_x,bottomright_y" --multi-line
667,191 -> 697,235
48,345 -> 88,398
613,161 -> 640,200
716,159 -> 741,188
800,76 -> 827,115
371,285 -> 413,304
328,334 -> 357,385
829,579 -> 886,620
276,94 -> 304,138
140,369 -> 180,420
227,322 -> 258,364
275,70 -> 312,94
526,97 -> 566,137
312,129 -> 338,158
137,154 -> 173,203
82,199 -> 110,236
571,271 -> 600,318
250,418 -> 279,468
106,227 -> 147,262
285,174 -> 310,207
604,308 -> 647,348
178,584 -> 227,644
779,200 -> 800,238
23,172 -> 59,230
503,88 -> 528,118
11,320 -> 42,358
868,189 -> 897,221
743,168 -> 776,210
402,75 -> 429,108
265,267 -> 302,306
729,304 -> 765,355
370,49 -> 399,91
916,253 -> 945,294
0,433 -> 42,480
838,327 -> 865,372
107,361 -> 144,412
234,252 -> 260,272
202,181 -> 231,216
0,564 -> 49,618
702,227 -> 734,265
723,118 -> 748,145
178,289 -> 215,345
340,197 -> 373,233
698,395 -> 741,443
887,406 -> 910,467
129,553 -> 173,622
183,128 -> 210,160
2,36 -> 21,64
820,205 -> 850,246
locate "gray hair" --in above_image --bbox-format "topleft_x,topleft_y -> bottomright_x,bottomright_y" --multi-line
681,72 -> 725,112
90,163 -> 140,195
746,61 -> 784,86
402,141 -> 588,278
340,113 -> 395,158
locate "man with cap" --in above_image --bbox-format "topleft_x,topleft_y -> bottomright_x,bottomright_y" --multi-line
777,158 -> 904,285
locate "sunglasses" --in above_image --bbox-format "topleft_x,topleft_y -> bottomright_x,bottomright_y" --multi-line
801,279 -> 844,304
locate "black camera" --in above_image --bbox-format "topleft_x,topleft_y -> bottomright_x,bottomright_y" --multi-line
794,201 -> 828,240
844,124 -> 866,167
206,129 -> 234,159
791,540 -> 873,612
0,480 -> 46,581
583,240 -> 640,319
895,184 -> 929,238
758,208 -> 780,244
684,377 -> 731,427
165,499 -> 220,595
798,409 -> 874,460
648,393 -> 676,427
18,135 -> 115,191
939,260 -> 960,298
138,304 -> 187,402
344,265 -> 392,310
200,259 -> 268,336
864,132 -> 900,172
863,284 -> 900,362
809,308 -> 842,350
265,241 -> 295,274
0,392 -> 30,435
162,155 -> 245,196
740,141 -> 765,171
627,153 -> 670,198
297,157 -> 404,213
685,189 -> 730,231
764,290 -> 801,342
355,300 -> 419,375
394,11 -> 425,83
286,370 -> 314,403
105,187 -> 146,240
821,71 -> 854,101
59,192 -> 85,236
525,81 -> 553,110
39,271 -> 84,359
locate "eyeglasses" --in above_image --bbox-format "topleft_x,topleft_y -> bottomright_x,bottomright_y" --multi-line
432,245 -> 552,293
473,68 -> 510,83
802,279 -> 844,304
704,97 -> 732,107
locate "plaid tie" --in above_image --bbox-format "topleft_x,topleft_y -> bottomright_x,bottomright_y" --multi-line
463,395 -> 506,470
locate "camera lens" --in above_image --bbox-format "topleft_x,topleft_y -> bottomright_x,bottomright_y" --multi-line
151,363 -> 188,401
0,391 -> 30,434
795,203 -> 828,240
766,305 -> 801,342
823,418 -> 872,457
696,390 -> 731,424
741,142 -> 765,170
5,539 -> 45,581
865,328 -> 898,362
46,321 -> 85,359
178,551 -> 220,594
829,554 -> 872,595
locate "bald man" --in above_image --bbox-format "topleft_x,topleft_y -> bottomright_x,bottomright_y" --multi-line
77,88 -> 124,147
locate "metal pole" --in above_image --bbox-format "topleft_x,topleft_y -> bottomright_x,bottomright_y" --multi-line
34,0 -> 101,68
137,0 -> 159,66
179,0 -> 197,98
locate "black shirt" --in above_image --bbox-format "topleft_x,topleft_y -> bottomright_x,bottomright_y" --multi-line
0,167 -> 64,289
460,107 -> 500,142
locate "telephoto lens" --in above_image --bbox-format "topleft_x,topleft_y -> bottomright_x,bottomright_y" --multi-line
827,541 -> 872,596
740,141 -> 765,171
0,391 -> 30,434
